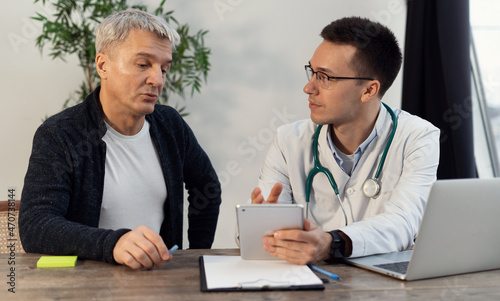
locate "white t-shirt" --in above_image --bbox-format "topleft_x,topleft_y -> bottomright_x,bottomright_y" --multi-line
99,120 -> 167,233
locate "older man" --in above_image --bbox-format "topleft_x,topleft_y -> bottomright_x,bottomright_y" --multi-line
20,10 -> 221,270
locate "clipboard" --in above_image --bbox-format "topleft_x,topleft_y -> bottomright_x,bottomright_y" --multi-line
199,255 -> 324,292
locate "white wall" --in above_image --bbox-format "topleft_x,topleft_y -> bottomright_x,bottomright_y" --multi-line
0,0 -> 407,248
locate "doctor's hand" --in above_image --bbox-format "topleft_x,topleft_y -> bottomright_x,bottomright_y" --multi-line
251,182 -> 283,204
262,219 -> 332,265
113,225 -> 172,270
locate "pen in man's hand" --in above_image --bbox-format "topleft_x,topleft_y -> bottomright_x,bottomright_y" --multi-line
307,264 -> 340,280
169,244 -> 179,255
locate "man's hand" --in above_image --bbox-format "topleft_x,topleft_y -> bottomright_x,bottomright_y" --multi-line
251,182 -> 283,204
113,225 -> 172,270
262,219 -> 332,265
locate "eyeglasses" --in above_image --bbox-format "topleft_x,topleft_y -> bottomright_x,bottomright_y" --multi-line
305,65 -> 374,89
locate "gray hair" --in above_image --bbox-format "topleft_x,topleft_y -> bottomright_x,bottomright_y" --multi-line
95,9 -> 180,54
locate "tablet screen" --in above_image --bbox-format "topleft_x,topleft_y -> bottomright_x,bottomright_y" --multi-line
236,204 -> 304,260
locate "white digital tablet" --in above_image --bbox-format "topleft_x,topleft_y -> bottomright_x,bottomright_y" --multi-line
236,204 -> 304,260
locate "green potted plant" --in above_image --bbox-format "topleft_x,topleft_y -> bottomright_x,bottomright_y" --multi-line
33,0 -> 211,115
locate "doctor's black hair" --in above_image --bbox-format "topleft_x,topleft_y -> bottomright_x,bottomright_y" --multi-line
321,17 -> 402,97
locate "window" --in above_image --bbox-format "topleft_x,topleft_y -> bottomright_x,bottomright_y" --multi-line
470,0 -> 500,177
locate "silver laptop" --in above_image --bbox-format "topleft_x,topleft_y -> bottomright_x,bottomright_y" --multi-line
344,178 -> 500,281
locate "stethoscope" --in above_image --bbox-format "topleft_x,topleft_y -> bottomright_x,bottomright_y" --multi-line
305,103 -> 398,225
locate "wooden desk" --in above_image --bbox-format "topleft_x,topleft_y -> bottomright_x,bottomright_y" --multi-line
2,249 -> 500,300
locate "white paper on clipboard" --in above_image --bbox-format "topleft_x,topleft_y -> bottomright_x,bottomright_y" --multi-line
200,255 -> 323,291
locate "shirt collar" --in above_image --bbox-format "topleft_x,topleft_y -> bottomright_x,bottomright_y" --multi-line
326,103 -> 383,174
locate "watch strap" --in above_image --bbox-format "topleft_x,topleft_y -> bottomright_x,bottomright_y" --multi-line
328,230 -> 346,259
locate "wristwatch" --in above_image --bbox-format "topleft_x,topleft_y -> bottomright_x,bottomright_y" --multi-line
328,230 -> 346,259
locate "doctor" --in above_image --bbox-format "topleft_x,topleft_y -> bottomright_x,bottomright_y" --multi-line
251,17 -> 440,265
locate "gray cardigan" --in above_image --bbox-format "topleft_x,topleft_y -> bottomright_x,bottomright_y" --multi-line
19,87 -> 221,264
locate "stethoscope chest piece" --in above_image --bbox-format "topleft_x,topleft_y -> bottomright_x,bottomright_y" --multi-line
362,178 -> 381,198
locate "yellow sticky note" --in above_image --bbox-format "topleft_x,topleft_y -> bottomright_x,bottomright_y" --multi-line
37,256 -> 78,268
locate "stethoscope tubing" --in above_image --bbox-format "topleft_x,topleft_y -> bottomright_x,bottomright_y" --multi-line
305,102 -> 398,226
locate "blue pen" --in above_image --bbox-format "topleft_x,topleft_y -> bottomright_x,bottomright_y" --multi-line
168,244 -> 179,255
307,264 -> 340,280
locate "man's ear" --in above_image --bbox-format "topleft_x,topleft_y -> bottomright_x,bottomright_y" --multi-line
95,53 -> 107,79
361,80 -> 380,103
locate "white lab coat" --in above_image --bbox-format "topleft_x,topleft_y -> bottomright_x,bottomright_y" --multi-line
257,105 -> 440,257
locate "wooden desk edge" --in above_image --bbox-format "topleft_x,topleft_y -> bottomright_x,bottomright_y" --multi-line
0,200 -> 20,211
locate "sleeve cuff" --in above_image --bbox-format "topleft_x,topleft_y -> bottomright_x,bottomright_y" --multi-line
103,228 -> 131,265
338,226 -> 365,258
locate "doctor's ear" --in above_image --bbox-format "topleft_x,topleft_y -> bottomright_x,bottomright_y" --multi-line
361,80 -> 381,102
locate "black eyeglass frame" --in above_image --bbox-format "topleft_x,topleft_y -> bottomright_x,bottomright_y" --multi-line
304,65 -> 375,88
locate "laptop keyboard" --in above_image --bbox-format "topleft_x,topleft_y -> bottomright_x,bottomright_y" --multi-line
374,261 -> 409,274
